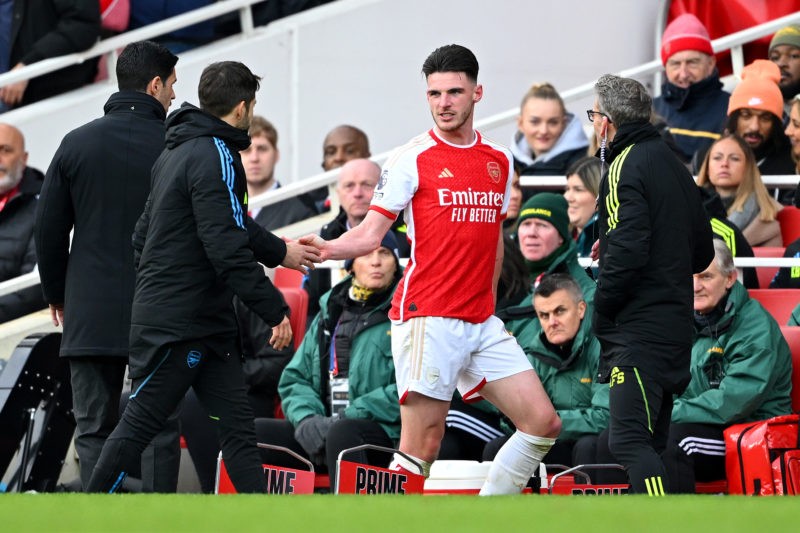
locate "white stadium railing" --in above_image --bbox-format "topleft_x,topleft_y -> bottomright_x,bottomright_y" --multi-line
1,8 -> 800,347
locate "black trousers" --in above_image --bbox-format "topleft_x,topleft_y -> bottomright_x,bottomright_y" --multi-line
606,365 -> 672,495
254,417 -> 393,490
181,387 -> 277,493
661,422 -> 726,493
86,340 -> 266,493
69,357 -> 180,492
439,396 -> 504,461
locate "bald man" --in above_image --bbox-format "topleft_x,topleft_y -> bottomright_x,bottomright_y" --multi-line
0,123 -> 46,322
306,158 -> 408,317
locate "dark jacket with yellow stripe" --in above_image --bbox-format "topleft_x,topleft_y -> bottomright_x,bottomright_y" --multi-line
594,121 -> 714,391
653,72 -> 729,164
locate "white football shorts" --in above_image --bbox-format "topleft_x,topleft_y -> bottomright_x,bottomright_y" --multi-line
391,315 -> 532,403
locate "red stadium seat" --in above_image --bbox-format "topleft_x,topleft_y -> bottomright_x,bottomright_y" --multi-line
777,206 -> 800,247
779,326 -> 800,413
748,289 -> 800,326
274,267 -> 305,288
752,247 -> 785,289
278,287 -> 308,351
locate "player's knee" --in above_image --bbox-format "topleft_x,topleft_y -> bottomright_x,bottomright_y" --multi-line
514,409 -> 561,439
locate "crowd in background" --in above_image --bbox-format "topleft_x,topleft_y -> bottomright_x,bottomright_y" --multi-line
0,4 -> 799,494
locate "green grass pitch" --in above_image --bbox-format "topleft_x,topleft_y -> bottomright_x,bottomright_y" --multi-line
0,494 -> 797,532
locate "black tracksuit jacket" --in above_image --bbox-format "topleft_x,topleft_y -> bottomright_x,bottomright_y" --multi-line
129,103 -> 288,379
593,121 -> 714,391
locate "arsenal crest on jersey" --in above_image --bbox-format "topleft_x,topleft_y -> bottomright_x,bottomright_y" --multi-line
486,161 -> 501,183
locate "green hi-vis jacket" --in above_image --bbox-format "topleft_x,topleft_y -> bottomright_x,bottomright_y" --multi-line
278,275 -> 400,440
518,314 -> 609,440
672,282 -> 793,425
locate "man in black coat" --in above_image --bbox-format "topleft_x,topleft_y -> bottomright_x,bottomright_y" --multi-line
0,0 -> 101,110
590,74 -> 714,495
0,123 -> 45,322
34,41 -> 180,492
86,61 -> 321,494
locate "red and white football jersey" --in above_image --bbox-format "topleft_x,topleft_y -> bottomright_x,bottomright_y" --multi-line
370,129 -> 513,323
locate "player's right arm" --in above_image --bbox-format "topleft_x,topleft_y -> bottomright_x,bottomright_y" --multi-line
301,208 -> 396,261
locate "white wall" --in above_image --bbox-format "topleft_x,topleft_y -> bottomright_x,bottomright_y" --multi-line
6,0 -> 664,181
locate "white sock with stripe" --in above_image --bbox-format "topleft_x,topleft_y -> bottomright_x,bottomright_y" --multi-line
480,430 -> 555,495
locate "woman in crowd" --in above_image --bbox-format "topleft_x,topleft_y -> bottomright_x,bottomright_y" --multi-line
696,133 -> 782,247
785,94 -> 800,207
510,83 -> 588,200
563,156 -> 601,257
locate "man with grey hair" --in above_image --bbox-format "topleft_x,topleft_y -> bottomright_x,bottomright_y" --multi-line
662,239 -> 792,492
589,74 -> 713,495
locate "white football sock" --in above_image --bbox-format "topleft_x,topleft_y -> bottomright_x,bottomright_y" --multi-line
479,430 -> 555,495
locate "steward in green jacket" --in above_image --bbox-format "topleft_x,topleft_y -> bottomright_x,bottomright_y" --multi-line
485,273 -> 607,467
499,193 -> 596,351
256,233 -> 402,485
663,240 -> 792,493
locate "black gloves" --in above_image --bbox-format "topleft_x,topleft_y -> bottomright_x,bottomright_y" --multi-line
294,415 -> 338,463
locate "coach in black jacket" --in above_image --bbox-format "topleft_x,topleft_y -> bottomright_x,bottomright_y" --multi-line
590,75 -> 714,496
87,61 -> 320,494
35,41 -> 179,492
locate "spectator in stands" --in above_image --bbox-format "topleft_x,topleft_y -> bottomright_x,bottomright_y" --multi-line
511,83 -> 588,201
654,13 -> 729,165
0,0 -> 101,111
697,186 -> 758,289
696,133 -> 783,247
255,232 -> 402,488
515,192 -> 595,298
128,1 -> 216,53
0,123 -> 46,322
768,23 -> 800,118
770,236 -> 800,289
502,168 -> 523,235
34,41 -> 180,492
498,192 -> 595,366
484,273 -> 608,467
244,115 -> 315,231
299,124 -> 372,214
662,239 -> 793,493
322,124 -> 371,172
563,156 -> 601,258
306,158 -> 408,318
723,60 -> 795,182
784,94 -> 800,207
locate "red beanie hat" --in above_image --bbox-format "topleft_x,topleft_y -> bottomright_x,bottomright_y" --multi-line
727,60 -> 783,119
661,13 -> 714,65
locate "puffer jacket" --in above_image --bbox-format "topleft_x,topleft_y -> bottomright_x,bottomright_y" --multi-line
0,167 -> 45,322
672,282 -> 793,425
279,274 -> 401,440
653,71 -> 729,163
